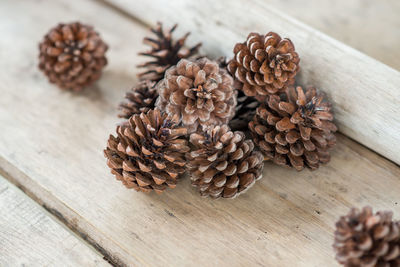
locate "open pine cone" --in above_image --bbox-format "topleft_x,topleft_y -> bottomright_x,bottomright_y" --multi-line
156,58 -> 237,134
104,109 -> 189,193
186,125 -> 264,199
118,81 -> 157,119
138,22 -> 202,83
38,22 -> 108,91
249,86 -> 337,170
227,32 -> 299,97
334,206 -> 400,266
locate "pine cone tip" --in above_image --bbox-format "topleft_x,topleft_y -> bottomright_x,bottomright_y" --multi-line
138,22 -> 201,83
118,80 -> 157,119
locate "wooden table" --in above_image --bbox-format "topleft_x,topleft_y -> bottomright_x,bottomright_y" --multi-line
1,0 -> 399,266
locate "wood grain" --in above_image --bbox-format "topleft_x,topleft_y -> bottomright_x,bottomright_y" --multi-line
258,0 -> 400,70
0,0 -> 399,266
0,175 -> 108,266
103,0 -> 400,165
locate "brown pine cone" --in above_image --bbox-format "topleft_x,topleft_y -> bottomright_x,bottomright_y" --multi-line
38,22 -> 108,92
104,109 -> 189,193
138,22 -> 202,83
334,206 -> 400,267
218,57 -> 259,132
118,81 -> 157,119
229,89 -> 259,131
227,32 -> 299,97
249,86 -> 337,171
186,125 -> 264,199
156,58 -> 237,134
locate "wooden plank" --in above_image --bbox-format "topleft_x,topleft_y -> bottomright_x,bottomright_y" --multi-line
0,0 -> 399,266
0,175 -> 108,266
253,0 -> 400,70
103,0 -> 400,165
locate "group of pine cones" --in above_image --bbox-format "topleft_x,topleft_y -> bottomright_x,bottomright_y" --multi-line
38,21 -> 398,267
37,21 -> 337,199
106,22 -> 338,198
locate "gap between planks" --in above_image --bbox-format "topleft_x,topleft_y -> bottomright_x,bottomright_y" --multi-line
0,174 -> 109,266
0,158 -> 120,266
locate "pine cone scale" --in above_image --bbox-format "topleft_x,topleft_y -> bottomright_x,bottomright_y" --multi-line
138,22 -> 201,83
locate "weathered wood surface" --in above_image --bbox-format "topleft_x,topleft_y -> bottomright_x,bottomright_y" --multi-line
260,0 -> 400,70
0,175 -> 108,266
105,0 -> 400,165
0,0 -> 399,266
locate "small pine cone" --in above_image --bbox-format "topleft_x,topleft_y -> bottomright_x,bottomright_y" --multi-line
138,22 -> 202,83
38,22 -> 108,91
156,58 -> 237,134
104,109 -> 189,193
227,32 -> 299,97
186,125 -> 264,199
118,81 -> 157,119
334,206 -> 400,266
249,86 -> 337,171
229,89 -> 259,131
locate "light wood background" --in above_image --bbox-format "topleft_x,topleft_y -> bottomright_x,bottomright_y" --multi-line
0,175 -> 107,266
0,0 -> 399,266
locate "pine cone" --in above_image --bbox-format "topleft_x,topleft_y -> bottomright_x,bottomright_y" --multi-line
138,22 -> 201,83
227,32 -> 299,97
118,81 -> 157,119
217,57 -> 258,132
156,58 -> 237,134
38,22 -> 108,91
249,86 -> 337,170
334,206 -> 400,267
104,109 -> 189,193
229,89 -> 259,131
217,56 -> 229,69
186,125 -> 264,199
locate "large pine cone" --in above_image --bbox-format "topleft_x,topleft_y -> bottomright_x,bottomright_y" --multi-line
104,109 -> 189,193
334,206 -> 400,266
156,58 -> 237,134
118,81 -> 157,119
186,125 -> 264,199
38,22 -> 108,91
227,32 -> 299,97
249,86 -> 337,170
138,22 -> 201,83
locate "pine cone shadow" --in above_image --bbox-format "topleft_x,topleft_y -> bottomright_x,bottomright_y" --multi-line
76,84 -> 104,102
78,70 -> 138,105
134,160 -> 333,234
